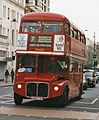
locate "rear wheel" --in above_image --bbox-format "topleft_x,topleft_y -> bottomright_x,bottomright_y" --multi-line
14,92 -> 23,105
77,83 -> 83,100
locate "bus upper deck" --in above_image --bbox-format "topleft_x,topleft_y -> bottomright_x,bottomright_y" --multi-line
17,12 -> 86,59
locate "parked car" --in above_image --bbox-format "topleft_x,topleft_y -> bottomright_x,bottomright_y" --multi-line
96,71 -> 99,83
83,73 -> 88,90
84,71 -> 97,88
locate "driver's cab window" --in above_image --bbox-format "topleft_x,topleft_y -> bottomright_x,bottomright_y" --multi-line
17,54 -> 36,72
47,57 -> 68,73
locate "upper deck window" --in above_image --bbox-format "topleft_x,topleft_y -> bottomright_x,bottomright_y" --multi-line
22,22 -> 41,33
64,23 -> 70,35
81,34 -> 86,44
43,22 -> 63,34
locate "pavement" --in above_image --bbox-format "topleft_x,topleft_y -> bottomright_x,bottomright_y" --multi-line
0,80 -> 14,87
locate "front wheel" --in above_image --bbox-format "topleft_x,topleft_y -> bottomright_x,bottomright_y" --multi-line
56,87 -> 69,107
14,92 -> 23,105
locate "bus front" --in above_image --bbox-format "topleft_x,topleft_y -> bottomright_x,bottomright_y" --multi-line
14,12 -> 70,107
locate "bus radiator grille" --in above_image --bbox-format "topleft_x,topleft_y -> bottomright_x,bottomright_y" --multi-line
27,82 -> 48,97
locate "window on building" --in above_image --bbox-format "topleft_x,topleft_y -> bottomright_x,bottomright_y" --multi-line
12,29 -> 14,46
17,12 -> 19,23
44,0 -> 50,12
16,0 -> 19,3
3,27 -> 6,36
8,8 -> 10,20
26,0 -> 33,3
20,0 -> 24,5
35,0 -> 38,6
0,26 -> 2,35
16,30 -> 18,45
3,5 -> 6,18
11,10 -> 16,21
7,29 -> 9,42
44,0 -> 46,11
42,0 -> 43,10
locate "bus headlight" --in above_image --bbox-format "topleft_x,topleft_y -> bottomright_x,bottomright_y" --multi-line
53,86 -> 59,91
17,84 -> 22,89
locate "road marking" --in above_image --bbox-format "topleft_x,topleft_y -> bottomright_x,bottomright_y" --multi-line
0,99 -> 14,104
74,101 -> 92,104
91,98 -> 98,104
67,106 -> 99,110
0,94 -> 14,105
74,97 -> 99,105
0,94 -> 11,97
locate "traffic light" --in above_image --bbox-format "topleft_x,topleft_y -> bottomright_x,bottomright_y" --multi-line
94,59 -> 97,68
12,56 -> 15,60
94,60 -> 97,67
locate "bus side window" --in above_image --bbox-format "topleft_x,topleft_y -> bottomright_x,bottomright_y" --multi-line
70,62 -> 77,72
70,63 -> 74,72
70,27 -> 74,37
74,28 -> 78,39
81,34 -> 86,44
64,23 -> 70,35
78,64 -> 83,72
78,31 -> 81,41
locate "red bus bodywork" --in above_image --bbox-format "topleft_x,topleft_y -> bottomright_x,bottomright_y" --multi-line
13,12 -> 86,107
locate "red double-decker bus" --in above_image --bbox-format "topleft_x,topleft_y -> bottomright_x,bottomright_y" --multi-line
13,12 -> 86,107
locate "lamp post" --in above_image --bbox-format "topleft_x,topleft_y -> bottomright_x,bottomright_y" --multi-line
93,32 -> 96,55
93,32 -> 97,70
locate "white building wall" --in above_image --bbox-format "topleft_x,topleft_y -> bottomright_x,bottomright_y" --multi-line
0,1 -> 2,22
0,0 -> 25,80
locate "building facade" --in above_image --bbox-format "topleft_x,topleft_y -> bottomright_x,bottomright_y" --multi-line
0,0 -> 25,80
25,0 -> 50,13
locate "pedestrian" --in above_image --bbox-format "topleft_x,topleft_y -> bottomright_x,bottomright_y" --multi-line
10,69 -> 14,83
5,69 -> 9,83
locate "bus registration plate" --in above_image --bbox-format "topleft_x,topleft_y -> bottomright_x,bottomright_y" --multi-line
31,96 -> 43,101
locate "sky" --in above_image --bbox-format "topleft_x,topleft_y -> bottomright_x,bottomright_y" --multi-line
50,0 -> 99,42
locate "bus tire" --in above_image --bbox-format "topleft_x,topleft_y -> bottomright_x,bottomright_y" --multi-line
77,83 -> 83,100
57,86 -> 69,107
14,92 -> 23,105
